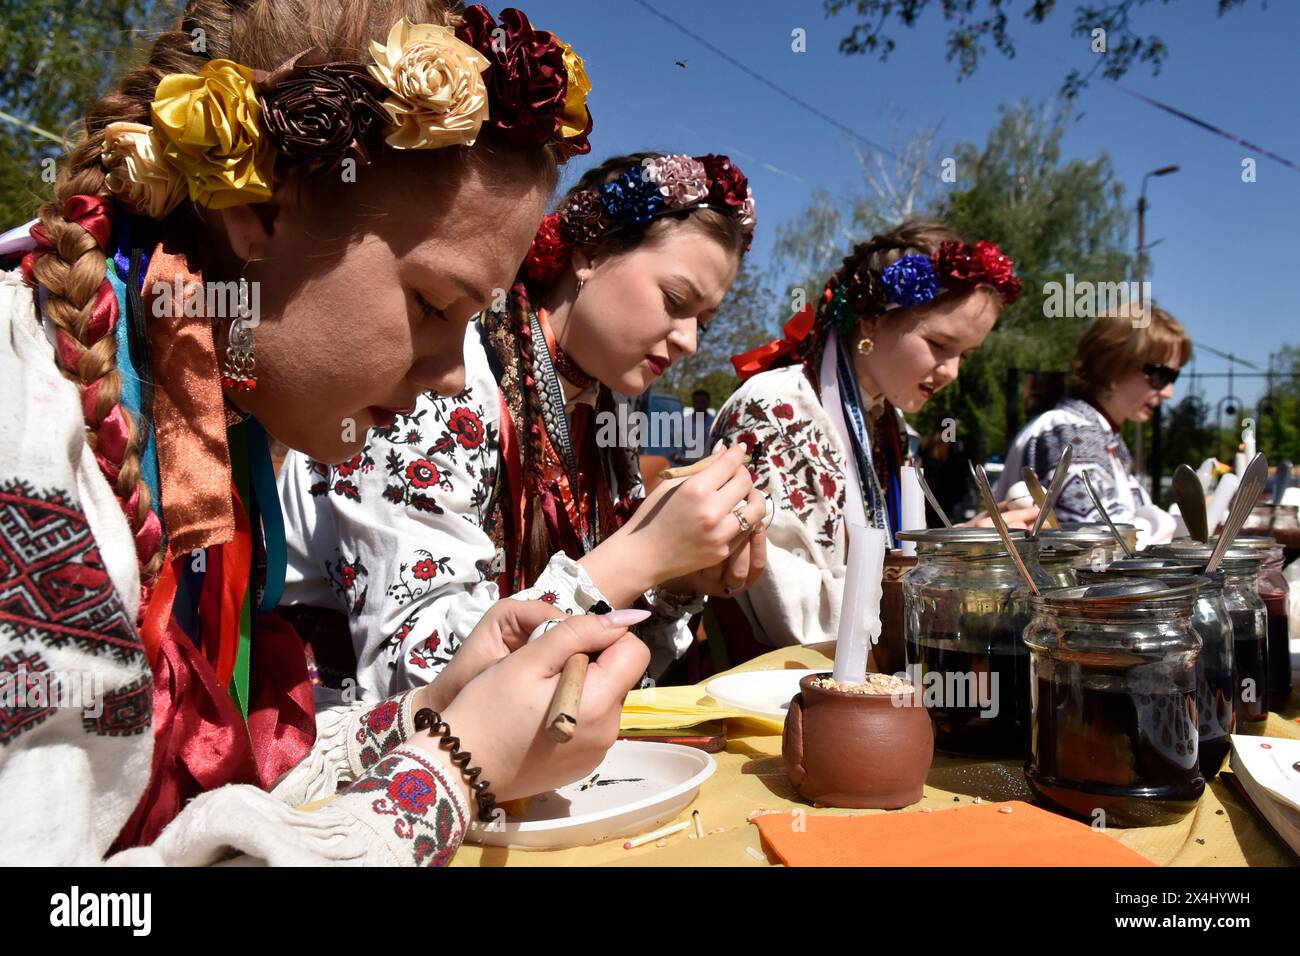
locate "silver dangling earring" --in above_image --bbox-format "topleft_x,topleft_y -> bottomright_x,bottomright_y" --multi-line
221,261 -> 257,392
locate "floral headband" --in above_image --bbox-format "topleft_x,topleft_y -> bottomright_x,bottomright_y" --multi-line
521,153 -> 757,286
99,6 -> 592,217
732,238 -> 1021,379
823,240 -> 1022,332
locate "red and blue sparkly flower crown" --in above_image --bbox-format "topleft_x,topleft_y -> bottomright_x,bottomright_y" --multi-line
522,153 -> 756,285
825,240 -> 1022,331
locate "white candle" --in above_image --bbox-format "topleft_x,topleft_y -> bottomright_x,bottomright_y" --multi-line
1206,472 -> 1240,535
833,521 -> 887,684
898,465 -> 927,557
1243,419 -> 1256,462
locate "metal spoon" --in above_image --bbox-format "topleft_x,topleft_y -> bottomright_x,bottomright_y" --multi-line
1172,464 -> 1209,543
971,462 -> 1039,595
1205,453 -> 1268,575
1030,444 -> 1074,539
1081,470 -> 1135,558
916,466 -> 953,528
1022,468 -> 1060,530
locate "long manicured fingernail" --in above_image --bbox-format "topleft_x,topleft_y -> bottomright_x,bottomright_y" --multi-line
599,608 -> 652,628
712,439 -> 727,455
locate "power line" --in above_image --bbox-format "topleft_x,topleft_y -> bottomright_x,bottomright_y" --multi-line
626,0 -> 902,162
1107,83 -> 1300,175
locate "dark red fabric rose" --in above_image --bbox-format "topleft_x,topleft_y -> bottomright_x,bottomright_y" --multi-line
933,241 -> 982,285
456,6 -> 568,148
522,212 -> 572,287
448,407 -> 485,449
700,153 -> 749,210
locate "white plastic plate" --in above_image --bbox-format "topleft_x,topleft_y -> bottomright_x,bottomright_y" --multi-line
464,740 -> 716,849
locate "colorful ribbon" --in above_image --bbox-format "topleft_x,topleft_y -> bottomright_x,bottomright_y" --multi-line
731,304 -> 817,379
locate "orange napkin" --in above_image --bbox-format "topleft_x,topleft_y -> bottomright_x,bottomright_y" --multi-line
753,801 -> 1155,867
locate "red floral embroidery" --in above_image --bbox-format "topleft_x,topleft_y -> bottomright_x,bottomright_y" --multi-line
819,472 -> 837,499
407,459 -> 440,488
387,768 -> 438,814
789,488 -> 806,510
773,403 -> 794,420
540,590 -> 559,604
448,407 -> 485,449
340,565 -> 357,588
367,700 -> 399,732
412,558 -> 440,580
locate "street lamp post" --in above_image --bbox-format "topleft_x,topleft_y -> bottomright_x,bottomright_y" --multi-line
1135,164 -> 1180,503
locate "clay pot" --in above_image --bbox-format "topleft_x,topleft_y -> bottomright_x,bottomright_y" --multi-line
783,673 -> 934,809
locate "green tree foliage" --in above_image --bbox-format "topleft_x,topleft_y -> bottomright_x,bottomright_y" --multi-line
822,0 -> 1258,98
0,1 -> 181,225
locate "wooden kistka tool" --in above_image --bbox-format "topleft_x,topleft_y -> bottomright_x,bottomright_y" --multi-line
659,441 -> 762,481
544,600 -> 611,743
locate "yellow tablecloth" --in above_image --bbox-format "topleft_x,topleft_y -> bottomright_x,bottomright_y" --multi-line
451,643 -> 1300,867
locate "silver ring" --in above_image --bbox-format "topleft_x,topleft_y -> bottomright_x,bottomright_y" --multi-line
722,585 -> 734,596
733,508 -> 752,534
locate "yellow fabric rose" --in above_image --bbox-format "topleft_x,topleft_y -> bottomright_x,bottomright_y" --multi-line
368,18 -> 490,150
101,121 -> 185,219
557,40 -> 592,141
151,59 -> 273,209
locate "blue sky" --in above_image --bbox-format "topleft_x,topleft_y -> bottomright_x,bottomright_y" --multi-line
535,0 -> 1299,412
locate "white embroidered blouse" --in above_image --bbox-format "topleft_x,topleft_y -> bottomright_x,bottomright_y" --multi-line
710,362 -> 902,649
279,324 -> 701,700
0,266 -> 469,866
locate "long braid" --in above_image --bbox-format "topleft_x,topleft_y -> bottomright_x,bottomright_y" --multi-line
23,19 -> 205,587
23,0 -> 467,595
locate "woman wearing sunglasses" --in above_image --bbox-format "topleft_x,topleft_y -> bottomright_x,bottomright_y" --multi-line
996,304 -> 1192,546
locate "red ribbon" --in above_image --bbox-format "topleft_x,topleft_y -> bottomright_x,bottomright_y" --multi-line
731,305 -> 817,379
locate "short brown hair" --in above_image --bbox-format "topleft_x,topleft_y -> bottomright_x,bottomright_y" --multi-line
1071,303 -> 1193,398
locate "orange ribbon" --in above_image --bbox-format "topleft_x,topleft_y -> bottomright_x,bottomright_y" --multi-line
142,241 -> 235,556
731,305 -> 817,379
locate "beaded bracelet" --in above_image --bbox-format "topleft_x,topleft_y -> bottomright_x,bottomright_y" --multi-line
413,707 -> 498,824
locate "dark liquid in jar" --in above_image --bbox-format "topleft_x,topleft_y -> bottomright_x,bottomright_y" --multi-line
1027,668 -> 1204,827
905,612 -> 1031,758
1262,592 -> 1292,711
1229,609 -> 1269,722
1192,623 -> 1234,778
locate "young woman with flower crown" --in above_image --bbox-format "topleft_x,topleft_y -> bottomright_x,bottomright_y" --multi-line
713,220 -> 1035,651
0,1 -> 651,867
278,152 -> 766,694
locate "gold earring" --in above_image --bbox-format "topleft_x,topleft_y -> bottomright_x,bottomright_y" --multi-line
857,336 -> 875,356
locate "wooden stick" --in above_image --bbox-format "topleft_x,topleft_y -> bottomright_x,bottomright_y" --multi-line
659,454 -> 751,481
545,652 -> 589,743
692,809 -> 704,839
623,820 -> 691,849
